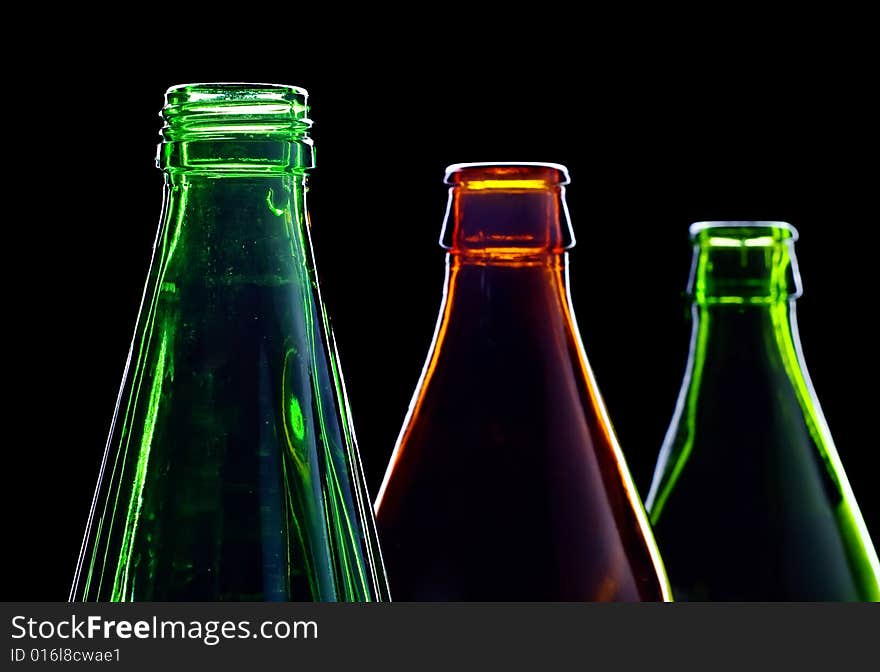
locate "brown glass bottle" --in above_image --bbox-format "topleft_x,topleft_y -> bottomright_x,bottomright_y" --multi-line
375,163 -> 669,601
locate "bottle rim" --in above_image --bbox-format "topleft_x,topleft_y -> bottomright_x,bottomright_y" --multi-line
687,221 -> 803,301
444,162 -> 571,188
165,82 -> 309,102
161,82 -> 311,138
159,82 -> 314,172
690,221 -> 799,242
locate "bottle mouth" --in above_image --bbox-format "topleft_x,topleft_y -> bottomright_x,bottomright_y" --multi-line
162,83 -> 311,140
445,162 -> 570,190
159,83 -> 314,172
440,162 -> 574,255
690,221 -> 799,246
165,82 -> 309,104
688,221 -> 802,302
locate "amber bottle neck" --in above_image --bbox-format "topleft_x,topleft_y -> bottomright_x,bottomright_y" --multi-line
439,254 -> 575,353
440,164 -> 574,262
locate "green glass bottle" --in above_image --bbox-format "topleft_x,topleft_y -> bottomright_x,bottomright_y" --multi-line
70,84 -> 388,602
646,221 -> 880,601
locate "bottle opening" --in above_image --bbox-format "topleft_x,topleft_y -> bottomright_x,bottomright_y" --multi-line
159,82 -> 314,173
688,221 -> 802,303
690,221 -> 799,247
445,162 -> 571,191
441,162 -> 575,257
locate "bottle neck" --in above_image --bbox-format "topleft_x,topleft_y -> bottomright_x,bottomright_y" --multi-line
688,298 -> 804,373
688,221 -> 801,304
437,165 -> 575,335
441,163 -> 574,262
159,83 -> 314,174
683,221 -> 811,401
158,171 -> 310,286
445,248 -> 570,291
153,84 -> 316,284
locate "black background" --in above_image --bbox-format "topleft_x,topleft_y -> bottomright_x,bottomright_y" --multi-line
6,34 -> 878,600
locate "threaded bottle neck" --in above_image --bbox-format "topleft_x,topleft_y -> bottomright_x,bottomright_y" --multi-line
688,221 -> 802,305
157,83 -> 314,174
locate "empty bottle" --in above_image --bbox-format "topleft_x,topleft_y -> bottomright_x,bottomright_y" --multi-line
646,221 -> 880,601
375,163 -> 670,601
71,84 -> 388,601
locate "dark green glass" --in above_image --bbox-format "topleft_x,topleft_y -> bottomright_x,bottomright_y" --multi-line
71,84 -> 388,602
646,221 -> 880,601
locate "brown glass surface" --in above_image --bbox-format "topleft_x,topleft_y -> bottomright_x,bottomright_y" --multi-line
375,164 -> 667,601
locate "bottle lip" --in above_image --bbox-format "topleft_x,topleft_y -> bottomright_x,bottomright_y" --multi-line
159,82 -> 314,172
444,162 -> 571,188
690,221 -> 799,242
688,220 -> 803,301
165,82 -> 309,105
440,162 -> 575,252
161,82 -> 311,138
